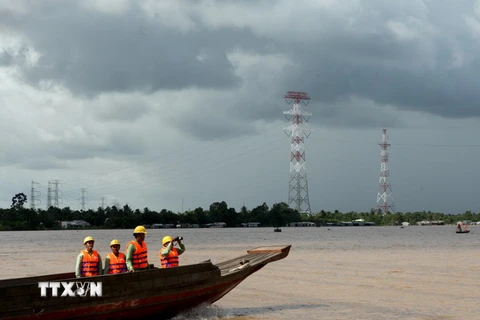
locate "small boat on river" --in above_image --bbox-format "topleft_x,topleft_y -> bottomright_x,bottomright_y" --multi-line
456,222 -> 470,234
0,245 -> 291,320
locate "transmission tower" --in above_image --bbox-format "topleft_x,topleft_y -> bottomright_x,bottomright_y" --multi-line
79,188 -> 88,211
47,181 -> 52,208
283,91 -> 312,215
30,180 -> 41,209
112,199 -> 120,208
376,128 -> 395,214
47,180 -> 62,208
101,197 -> 106,209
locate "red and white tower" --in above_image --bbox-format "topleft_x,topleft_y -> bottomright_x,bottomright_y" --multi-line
283,91 -> 312,215
376,128 -> 395,214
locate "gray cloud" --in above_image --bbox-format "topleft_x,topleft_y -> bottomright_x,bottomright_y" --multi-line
0,2 -> 251,97
3,0 -> 480,214
4,0 -> 480,126
282,2 -> 480,121
19,156 -> 69,170
90,96 -> 151,122
0,48 -> 13,65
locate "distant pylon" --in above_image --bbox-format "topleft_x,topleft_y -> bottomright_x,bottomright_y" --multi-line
30,180 -> 41,209
376,129 -> 395,214
112,199 -> 120,208
101,197 -> 106,209
47,181 -> 52,208
79,188 -> 88,211
47,180 -> 61,209
283,91 -> 312,215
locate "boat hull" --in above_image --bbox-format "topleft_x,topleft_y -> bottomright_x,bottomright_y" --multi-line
5,272 -> 256,320
0,245 -> 290,320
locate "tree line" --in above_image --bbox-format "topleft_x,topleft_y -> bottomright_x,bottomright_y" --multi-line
1,197 -> 301,230
1,193 -> 478,230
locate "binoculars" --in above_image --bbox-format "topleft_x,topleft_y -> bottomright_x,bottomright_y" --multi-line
173,236 -> 183,241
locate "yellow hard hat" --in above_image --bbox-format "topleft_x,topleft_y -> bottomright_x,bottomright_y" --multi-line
83,236 -> 94,244
110,239 -> 120,246
162,236 -> 173,245
133,225 -> 147,234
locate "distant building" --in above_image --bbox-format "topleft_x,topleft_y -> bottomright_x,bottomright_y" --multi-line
287,221 -> 316,227
206,222 -> 226,228
60,220 -> 90,228
176,223 -> 195,228
241,222 -> 261,227
417,220 -> 444,226
151,223 -> 164,229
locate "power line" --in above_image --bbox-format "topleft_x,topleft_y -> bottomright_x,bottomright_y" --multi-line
69,127 -> 287,196
61,121 -> 282,189
92,136 -> 288,199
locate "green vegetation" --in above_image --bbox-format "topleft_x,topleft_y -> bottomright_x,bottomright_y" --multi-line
0,201 -> 301,230
1,194 -> 478,230
306,210 -> 480,226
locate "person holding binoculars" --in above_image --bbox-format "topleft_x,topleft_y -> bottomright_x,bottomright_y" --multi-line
159,236 -> 186,268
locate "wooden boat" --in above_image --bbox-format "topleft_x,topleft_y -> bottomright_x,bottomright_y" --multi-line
274,227 -> 282,232
456,230 -> 470,234
0,245 -> 291,320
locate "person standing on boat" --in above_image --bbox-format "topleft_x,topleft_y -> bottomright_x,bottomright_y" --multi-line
104,239 -> 127,274
126,226 -> 149,272
159,236 -> 185,268
75,236 -> 102,278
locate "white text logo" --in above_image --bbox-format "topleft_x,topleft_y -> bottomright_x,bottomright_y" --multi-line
38,282 -> 102,297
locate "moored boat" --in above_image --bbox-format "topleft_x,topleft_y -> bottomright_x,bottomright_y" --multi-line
0,245 -> 291,320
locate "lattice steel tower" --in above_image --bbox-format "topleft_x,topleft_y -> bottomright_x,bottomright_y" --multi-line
283,91 -> 312,215
376,128 -> 395,214
30,180 -> 41,209
47,180 -> 61,208
79,188 -> 88,211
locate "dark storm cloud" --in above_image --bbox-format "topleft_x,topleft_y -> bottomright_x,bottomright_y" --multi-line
0,2 -> 264,96
285,20 -> 480,122
3,0 -> 480,127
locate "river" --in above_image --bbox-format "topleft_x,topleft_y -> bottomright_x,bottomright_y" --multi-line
1,225 -> 479,319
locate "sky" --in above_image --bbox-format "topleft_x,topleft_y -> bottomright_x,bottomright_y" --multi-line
1,0 -> 480,214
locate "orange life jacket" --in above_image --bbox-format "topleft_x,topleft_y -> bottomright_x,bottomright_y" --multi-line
81,249 -> 100,277
107,252 -> 127,274
127,241 -> 148,269
160,247 -> 179,268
